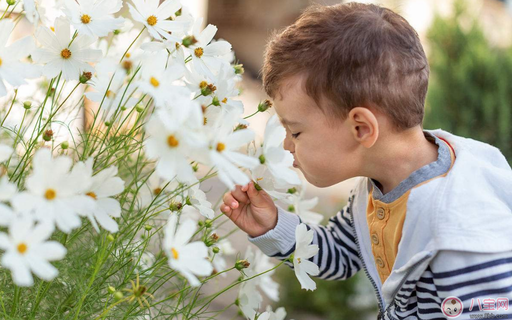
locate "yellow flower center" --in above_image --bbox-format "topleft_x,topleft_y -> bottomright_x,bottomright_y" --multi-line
45,189 -> 57,200
194,47 -> 204,58
222,97 -> 227,104
171,247 -> 179,259
17,243 -> 28,254
106,90 -> 115,98
167,135 -> 179,147
50,26 -> 55,32
0,57 -> 2,67
297,257 -> 301,264
153,187 -> 162,195
147,15 -> 157,26
216,142 -> 225,152
203,117 -> 207,125
199,81 -> 208,89
80,14 -> 91,24
125,52 -> 131,58
61,48 -> 72,59
86,192 -> 97,199
150,77 -> 159,87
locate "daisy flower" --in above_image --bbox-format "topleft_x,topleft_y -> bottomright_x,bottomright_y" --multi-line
163,214 -> 213,287
32,17 -> 103,81
0,176 -> 17,202
186,18 -> 232,80
0,216 -> 66,287
198,115 -> 260,191
63,0 -> 125,38
11,148 -> 95,233
254,306 -> 287,320
0,20 -> 40,97
255,114 -> 301,188
128,0 -> 190,41
144,96 -> 205,184
24,0 -> 60,27
136,51 -> 188,107
284,180 -> 323,225
70,158 -> 125,233
292,223 -> 320,291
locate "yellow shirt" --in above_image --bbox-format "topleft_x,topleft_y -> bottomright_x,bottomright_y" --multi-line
366,135 -> 456,284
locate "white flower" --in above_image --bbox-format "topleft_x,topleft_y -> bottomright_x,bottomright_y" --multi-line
0,216 -> 66,287
85,58 -> 137,119
128,0 -> 190,41
284,180 -> 323,225
0,176 -> 17,202
198,114 -> 259,191
254,306 -> 287,320
136,51 -> 188,107
0,20 -> 40,97
32,17 -> 103,81
238,272 -> 261,319
70,158 -> 125,233
0,202 -> 16,227
144,96 -> 205,184
258,114 -> 301,188
249,165 -> 289,201
245,246 -> 280,301
24,0 -> 60,27
187,19 -> 232,80
11,148 -> 95,233
136,173 -> 173,210
63,0 -> 125,38
293,223 -> 320,291
210,237 -> 234,277
163,214 -> 213,286
182,184 -> 214,219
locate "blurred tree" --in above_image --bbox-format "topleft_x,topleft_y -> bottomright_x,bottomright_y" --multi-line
425,0 -> 512,164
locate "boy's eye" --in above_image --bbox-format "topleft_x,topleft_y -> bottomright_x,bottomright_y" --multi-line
291,132 -> 300,139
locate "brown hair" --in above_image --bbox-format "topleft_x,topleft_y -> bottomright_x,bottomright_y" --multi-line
261,2 -> 429,131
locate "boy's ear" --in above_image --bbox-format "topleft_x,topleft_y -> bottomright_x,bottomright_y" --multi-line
348,107 -> 379,148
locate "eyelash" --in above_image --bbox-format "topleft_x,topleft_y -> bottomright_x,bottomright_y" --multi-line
291,132 -> 300,139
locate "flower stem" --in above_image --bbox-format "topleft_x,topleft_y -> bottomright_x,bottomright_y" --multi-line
243,109 -> 259,119
119,27 -> 145,63
1,89 -> 17,126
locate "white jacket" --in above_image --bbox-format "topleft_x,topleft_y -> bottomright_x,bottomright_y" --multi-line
249,128 -> 512,319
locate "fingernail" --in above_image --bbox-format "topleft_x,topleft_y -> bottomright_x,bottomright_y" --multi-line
231,201 -> 237,208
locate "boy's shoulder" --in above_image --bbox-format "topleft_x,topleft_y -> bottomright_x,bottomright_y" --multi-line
353,129 -> 512,253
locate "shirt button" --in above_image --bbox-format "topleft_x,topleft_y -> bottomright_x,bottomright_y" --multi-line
376,207 -> 386,219
371,234 -> 380,245
376,257 -> 385,268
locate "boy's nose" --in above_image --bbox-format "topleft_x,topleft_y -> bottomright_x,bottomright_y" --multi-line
283,136 -> 295,153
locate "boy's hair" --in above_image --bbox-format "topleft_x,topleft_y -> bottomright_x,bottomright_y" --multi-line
262,2 -> 429,131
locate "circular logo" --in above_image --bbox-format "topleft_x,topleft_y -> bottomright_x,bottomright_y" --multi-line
441,296 -> 464,318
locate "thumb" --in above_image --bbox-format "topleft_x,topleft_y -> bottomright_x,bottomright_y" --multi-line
246,181 -> 268,207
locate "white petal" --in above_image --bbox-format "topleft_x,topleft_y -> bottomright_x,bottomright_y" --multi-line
33,241 -> 66,261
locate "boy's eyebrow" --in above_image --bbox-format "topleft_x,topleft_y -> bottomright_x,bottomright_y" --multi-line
278,117 -> 301,126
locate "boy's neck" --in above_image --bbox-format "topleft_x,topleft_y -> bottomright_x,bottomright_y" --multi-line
366,128 -> 439,195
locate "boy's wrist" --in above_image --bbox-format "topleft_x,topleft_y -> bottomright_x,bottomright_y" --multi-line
249,206 -> 278,238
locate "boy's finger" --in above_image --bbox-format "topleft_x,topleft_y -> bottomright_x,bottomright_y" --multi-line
221,204 -> 231,215
232,185 -> 249,203
223,192 -> 239,209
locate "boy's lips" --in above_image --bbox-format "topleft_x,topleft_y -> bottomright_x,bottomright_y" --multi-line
293,162 -> 299,168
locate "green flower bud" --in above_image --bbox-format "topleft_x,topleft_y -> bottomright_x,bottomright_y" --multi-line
61,141 -> 69,149
204,219 -> 213,228
211,96 -> 220,106
288,205 -> 295,213
258,154 -> 265,164
120,105 -> 127,111
257,99 -> 273,112
169,201 -> 183,211
104,121 -> 111,127
287,187 -> 297,194
135,104 -> 144,113
144,224 -> 152,231
233,64 -> 244,75
175,8 -> 182,16
198,220 -> 204,227
42,129 -> 53,142
23,101 -> 32,109
182,35 -> 197,47
6,0 -> 15,5
185,196 -> 192,206
114,291 -> 124,301
212,247 -> 220,254
235,259 -> 250,271
108,286 -> 116,294
204,233 -> 219,247
234,298 -> 240,306
113,29 -> 121,35
79,71 -> 92,84
107,234 -> 115,242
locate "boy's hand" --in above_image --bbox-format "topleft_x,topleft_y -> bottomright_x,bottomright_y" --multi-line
221,181 -> 278,238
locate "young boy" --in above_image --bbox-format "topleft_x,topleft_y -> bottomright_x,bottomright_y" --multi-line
221,3 -> 512,319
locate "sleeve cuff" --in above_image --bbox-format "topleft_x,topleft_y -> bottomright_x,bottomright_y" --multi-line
247,205 -> 300,256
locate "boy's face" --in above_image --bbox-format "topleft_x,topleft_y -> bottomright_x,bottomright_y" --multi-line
273,74 -> 362,188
